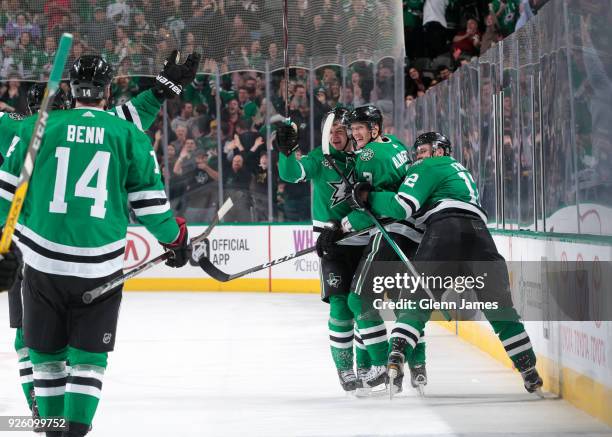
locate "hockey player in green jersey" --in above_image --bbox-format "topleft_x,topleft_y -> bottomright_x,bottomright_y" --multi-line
276,107 -> 372,393
0,56 -> 191,437
0,51 -> 200,422
335,105 -> 427,395
351,131 -> 543,393
1,51 -> 200,425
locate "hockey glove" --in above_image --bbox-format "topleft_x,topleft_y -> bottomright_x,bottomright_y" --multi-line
275,122 -> 299,156
154,50 -> 202,100
347,182 -> 373,211
160,217 -> 191,268
315,220 -> 343,259
0,243 -> 21,291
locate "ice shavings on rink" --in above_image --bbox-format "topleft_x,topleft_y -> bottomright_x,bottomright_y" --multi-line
0,292 -> 609,437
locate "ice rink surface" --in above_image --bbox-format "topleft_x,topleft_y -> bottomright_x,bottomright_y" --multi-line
0,292 -> 610,437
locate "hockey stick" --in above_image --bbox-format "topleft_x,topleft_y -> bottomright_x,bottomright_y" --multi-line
82,198 -> 233,304
282,0 -> 290,119
0,33 -> 73,254
320,113 -> 451,325
197,220 -> 393,282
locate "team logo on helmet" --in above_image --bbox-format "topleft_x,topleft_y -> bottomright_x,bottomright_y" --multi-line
359,148 -> 374,161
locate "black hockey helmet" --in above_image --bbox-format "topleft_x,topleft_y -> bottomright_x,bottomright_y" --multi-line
414,131 -> 452,156
349,105 -> 383,138
324,106 -> 350,129
27,82 -> 74,114
69,55 -> 114,102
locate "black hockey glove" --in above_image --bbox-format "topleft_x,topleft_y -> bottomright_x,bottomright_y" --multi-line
160,217 -> 191,268
347,182 -> 373,211
0,243 -> 21,291
154,50 -> 201,100
315,220 -> 343,259
275,122 -> 299,156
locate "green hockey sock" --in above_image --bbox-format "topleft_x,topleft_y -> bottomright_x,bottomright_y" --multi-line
64,347 -> 108,434
29,347 -> 69,419
348,292 -> 388,366
354,327 -> 371,369
488,318 -> 536,369
328,295 -> 354,371
407,333 -> 426,367
14,328 -> 34,410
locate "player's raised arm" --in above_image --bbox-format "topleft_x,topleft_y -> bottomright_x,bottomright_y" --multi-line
276,121 -> 321,183
109,51 -> 201,131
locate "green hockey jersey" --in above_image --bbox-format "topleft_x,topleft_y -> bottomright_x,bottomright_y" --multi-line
0,111 -> 25,158
0,107 -> 178,278
278,145 -> 371,245
368,156 -> 488,225
278,145 -> 355,225
341,135 -> 422,242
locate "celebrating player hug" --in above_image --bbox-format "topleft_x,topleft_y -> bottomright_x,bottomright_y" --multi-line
0,0 -> 604,434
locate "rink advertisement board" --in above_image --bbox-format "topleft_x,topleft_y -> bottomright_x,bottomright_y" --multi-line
124,224 -> 320,292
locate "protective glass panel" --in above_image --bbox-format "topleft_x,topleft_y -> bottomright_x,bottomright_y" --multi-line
566,0 -> 612,235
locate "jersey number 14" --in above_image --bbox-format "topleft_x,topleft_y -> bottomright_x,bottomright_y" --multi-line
49,147 -> 111,219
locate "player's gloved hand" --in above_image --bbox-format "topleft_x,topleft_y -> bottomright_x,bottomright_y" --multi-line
160,217 -> 191,268
0,243 -> 22,291
154,50 -> 202,100
275,122 -> 299,156
315,220 -> 343,259
347,182 -> 373,211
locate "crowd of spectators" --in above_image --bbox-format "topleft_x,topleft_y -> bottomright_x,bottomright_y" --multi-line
403,0 -> 549,98
0,0 -> 549,222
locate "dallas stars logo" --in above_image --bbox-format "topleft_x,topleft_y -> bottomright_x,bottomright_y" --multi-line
359,148 -> 374,161
327,273 -> 341,288
327,168 -> 356,207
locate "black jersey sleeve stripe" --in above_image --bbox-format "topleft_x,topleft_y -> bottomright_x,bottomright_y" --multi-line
130,198 -> 168,209
120,104 -> 134,123
0,179 -> 16,194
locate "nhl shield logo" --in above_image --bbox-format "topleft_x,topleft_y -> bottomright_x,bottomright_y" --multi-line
327,273 -> 341,288
102,333 -> 112,344
359,148 -> 374,161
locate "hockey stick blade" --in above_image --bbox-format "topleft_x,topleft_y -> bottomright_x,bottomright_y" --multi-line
197,220 -> 393,282
0,33 -> 73,254
320,112 -> 335,156
199,256 -> 231,282
82,197 -> 233,303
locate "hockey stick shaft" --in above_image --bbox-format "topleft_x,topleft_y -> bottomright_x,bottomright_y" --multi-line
82,198 -> 233,303
198,220 -> 392,282
282,0 -> 290,118
0,33 -> 73,254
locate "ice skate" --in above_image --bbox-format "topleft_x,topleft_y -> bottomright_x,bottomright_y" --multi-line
355,365 -> 388,397
409,364 -> 427,397
521,366 -> 543,394
387,338 -> 407,399
337,369 -> 358,393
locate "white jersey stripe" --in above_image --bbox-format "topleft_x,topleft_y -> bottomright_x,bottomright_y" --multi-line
132,203 -> 171,217
128,190 -> 168,202
16,224 -> 125,256
125,101 -> 142,131
0,169 -> 19,186
0,188 -> 14,201
66,383 -> 102,399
